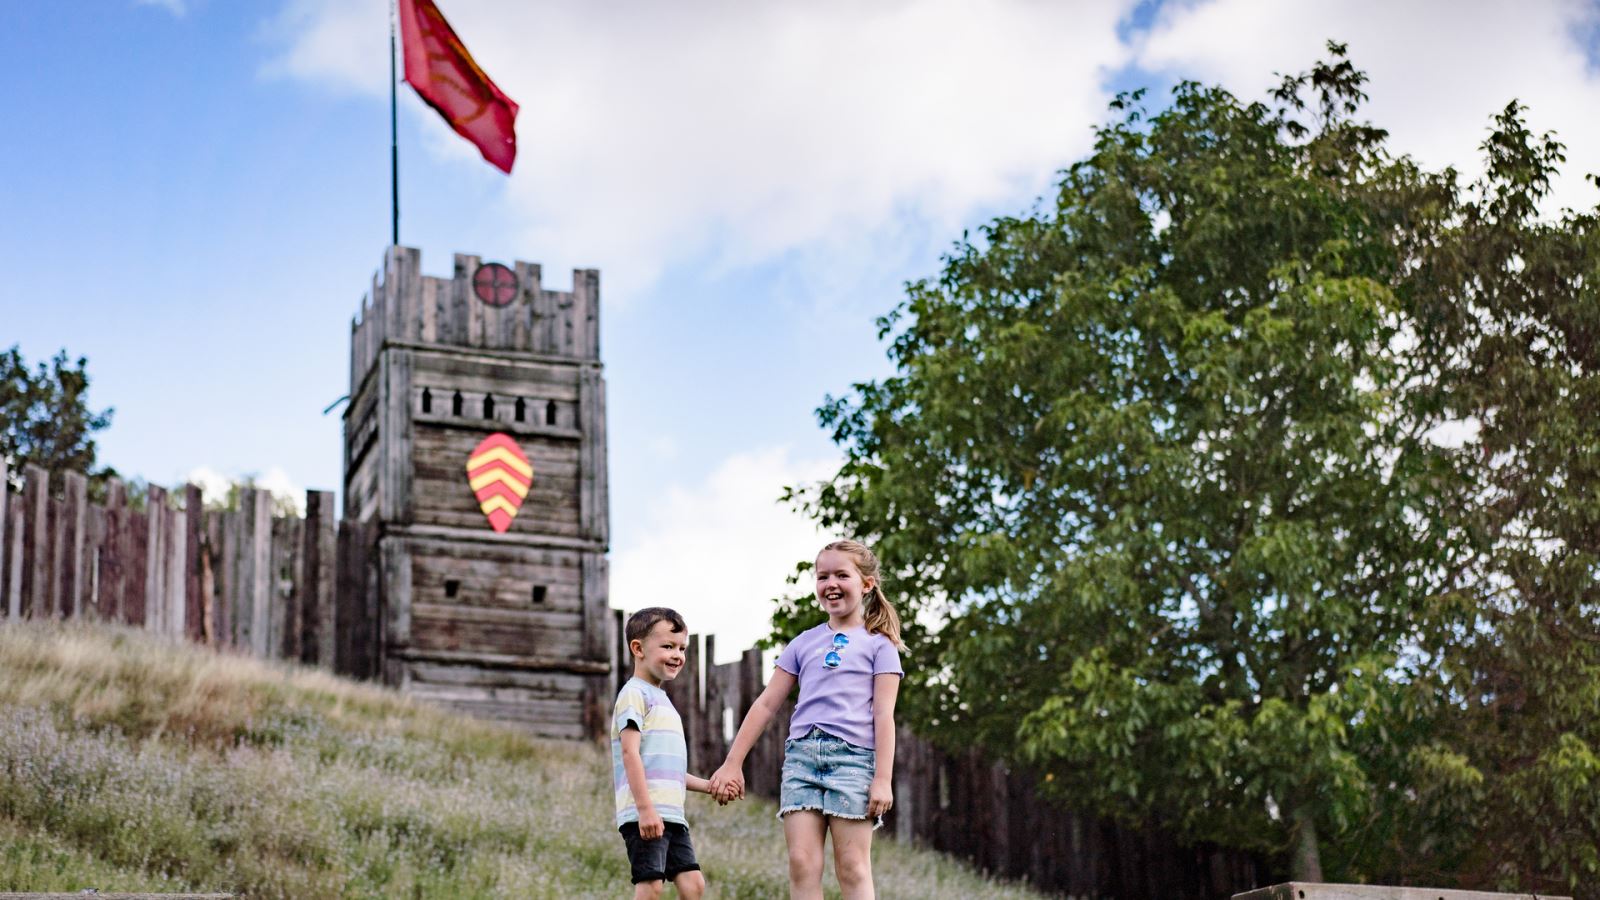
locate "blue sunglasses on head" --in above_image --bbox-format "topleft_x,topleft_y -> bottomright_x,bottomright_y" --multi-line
823,633 -> 849,669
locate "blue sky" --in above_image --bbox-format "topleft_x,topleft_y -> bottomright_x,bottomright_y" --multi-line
5,0 -> 1599,657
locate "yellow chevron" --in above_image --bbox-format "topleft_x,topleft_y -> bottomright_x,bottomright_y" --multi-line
466,446 -> 533,478
470,467 -> 531,493
480,495 -> 519,517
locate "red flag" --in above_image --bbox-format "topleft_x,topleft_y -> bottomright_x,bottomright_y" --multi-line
398,0 -> 519,174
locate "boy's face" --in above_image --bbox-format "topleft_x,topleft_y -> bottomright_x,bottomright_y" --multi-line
631,619 -> 687,686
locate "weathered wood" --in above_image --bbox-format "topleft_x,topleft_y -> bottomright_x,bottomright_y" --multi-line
100,479 -> 126,622
143,485 -> 168,632
268,514 -> 300,658
22,465 -> 49,618
379,348 -> 414,524
199,510 -> 219,644
85,504 -> 105,619
579,553 -> 608,660
60,471 -> 87,618
124,495 -> 149,626
47,493 -> 66,617
0,459 -> 7,617
164,497 -> 186,636
335,520 -> 377,678
4,499 -> 21,619
184,485 -> 204,641
236,489 -> 272,655
578,365 -> 609,545
379,536 -> 409,679
217,508 -> 238,646
302,490 -> 336,667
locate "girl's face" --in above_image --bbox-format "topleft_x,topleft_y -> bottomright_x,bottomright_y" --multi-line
815,549 -> 873,621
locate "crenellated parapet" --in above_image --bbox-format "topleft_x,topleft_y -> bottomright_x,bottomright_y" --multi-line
349,246 -> 600,396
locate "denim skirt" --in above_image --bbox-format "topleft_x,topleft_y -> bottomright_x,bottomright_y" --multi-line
778,726 -> 880,827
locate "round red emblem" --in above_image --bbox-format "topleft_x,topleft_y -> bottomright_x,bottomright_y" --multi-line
472,263 -> 518,307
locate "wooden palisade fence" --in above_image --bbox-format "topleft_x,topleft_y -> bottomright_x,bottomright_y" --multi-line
615,612 -> 1272,900
0,460 -> 380,677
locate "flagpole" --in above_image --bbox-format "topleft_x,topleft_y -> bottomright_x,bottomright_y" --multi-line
390,0 -> 400,247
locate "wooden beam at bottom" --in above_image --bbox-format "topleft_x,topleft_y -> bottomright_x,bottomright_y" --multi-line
390,646 -> 610,674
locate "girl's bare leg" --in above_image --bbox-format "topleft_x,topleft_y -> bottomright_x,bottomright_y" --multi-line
783,810 -> 828,900
829,817 -> 875,900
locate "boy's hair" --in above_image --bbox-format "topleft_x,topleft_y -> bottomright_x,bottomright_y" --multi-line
625,607 -> 687,645
821,539 -> 906,651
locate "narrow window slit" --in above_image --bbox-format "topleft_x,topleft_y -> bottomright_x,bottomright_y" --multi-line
483,394 -> 496,419
445,579 -> 460,599
451,391 -> 463,416
514,398 -> 526,422
421,387 -> 432,413
545,400 -> 558,426
532,585 -> 548,604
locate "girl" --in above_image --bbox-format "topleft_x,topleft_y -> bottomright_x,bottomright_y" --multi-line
709,540 -> 905,900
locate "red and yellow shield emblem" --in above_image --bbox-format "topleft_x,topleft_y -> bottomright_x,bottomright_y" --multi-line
465,433 -> 532,532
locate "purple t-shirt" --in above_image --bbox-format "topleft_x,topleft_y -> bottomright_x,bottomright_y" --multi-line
776,623 -> 904,749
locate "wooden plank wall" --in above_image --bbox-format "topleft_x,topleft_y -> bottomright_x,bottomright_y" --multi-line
609,617 -> 1269,900
0,473 -> 347,673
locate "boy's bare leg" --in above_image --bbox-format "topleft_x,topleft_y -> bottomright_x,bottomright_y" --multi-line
783,810 -> 828,900
672,869 -> 705,899
633,880 -> 664,900
829,817 -> 875,900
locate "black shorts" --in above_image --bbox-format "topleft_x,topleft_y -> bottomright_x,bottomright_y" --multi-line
618,821 -> 700,884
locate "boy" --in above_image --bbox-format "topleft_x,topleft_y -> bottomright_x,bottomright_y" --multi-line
613,607 -> 715,899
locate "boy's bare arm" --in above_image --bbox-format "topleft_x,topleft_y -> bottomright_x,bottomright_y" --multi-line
620,727 -> 664,839
685,774 -> 711,794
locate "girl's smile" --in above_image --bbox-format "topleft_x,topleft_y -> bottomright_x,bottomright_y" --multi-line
815,549 -> 872,623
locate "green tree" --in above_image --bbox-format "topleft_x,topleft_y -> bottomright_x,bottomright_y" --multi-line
1394,105 -> 1600,895
781,46 -> 1476,878
0,345 -> 115,494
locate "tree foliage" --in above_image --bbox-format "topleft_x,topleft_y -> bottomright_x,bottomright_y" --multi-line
0,345 -> 115,495
780,44 -> 1600,892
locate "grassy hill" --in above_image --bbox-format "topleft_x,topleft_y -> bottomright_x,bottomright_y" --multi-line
0,621 -> 1042,899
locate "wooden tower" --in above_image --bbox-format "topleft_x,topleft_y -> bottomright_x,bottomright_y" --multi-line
343,246 -> 611,739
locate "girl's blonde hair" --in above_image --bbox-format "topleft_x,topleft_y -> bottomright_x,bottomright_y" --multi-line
820,539 -> 905,651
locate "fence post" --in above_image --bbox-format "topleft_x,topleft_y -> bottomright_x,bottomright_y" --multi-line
144,485 -> 169,633
235,488 -> 273,655
100,479 -> 126,622
22,465 -> 49,619
61,471 -> 87,618
302,490 -> 336,667
0,458 -> 7,617
3,498 -> 17,619
184,485 -> 204,641
165,494 -> 186,636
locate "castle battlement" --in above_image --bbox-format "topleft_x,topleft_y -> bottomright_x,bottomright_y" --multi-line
350,246 -> 600,396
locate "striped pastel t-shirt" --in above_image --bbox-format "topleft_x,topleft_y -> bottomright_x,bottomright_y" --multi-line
611,677 -> 688,827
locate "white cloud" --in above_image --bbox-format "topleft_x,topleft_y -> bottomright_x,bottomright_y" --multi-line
610,446 -> 840,662
185,464 -> 306,516
1135,0 -> 1600,214
264,0 -> 1134,301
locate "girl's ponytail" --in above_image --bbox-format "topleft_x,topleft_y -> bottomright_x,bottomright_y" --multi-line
822,539 -> 906,651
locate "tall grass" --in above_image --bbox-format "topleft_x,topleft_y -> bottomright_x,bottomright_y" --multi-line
0,621 -> 1042,898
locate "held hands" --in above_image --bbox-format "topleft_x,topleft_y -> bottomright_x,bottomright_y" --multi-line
867,776 -> 894,819
708,763 -> 746,804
